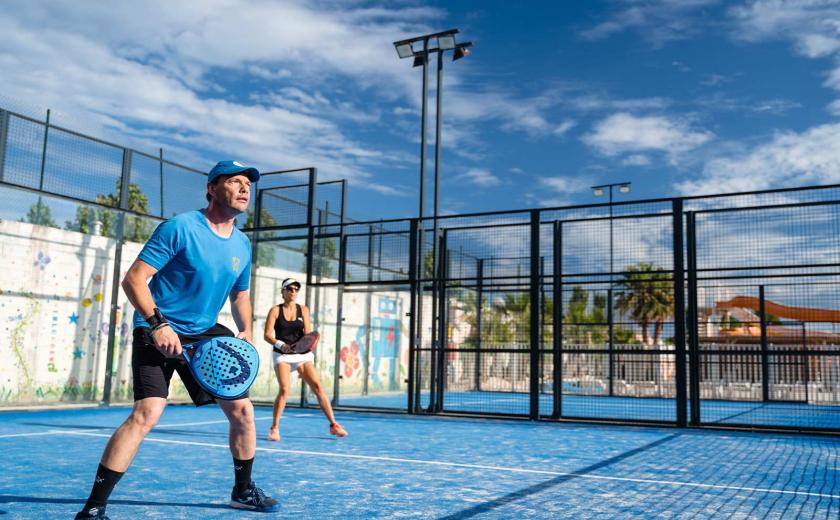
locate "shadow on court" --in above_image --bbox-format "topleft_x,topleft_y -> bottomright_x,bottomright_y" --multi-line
0,495 -> 229,510
439,433 -> 683,519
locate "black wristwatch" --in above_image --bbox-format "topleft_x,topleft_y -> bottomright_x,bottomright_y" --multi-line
145,308 -> 169,331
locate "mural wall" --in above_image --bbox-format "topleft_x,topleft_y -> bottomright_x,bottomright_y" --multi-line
0,220 -> 411,407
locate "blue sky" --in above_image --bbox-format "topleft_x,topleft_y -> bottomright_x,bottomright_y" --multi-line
3,0 -> 840,222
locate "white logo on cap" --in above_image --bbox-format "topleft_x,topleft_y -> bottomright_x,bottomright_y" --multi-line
233,161 -> 243,167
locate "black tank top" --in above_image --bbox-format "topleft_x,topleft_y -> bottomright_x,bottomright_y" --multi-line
274,304 -> 304,345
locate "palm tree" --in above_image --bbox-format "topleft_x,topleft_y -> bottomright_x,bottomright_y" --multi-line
493,292 -> 531,343
614,262 -> 674,346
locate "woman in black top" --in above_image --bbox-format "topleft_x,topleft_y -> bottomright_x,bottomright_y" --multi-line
263,278 -> 347,441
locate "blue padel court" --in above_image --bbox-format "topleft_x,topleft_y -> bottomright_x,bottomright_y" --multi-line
339,391 -> 840,430
1,405 -> 837,519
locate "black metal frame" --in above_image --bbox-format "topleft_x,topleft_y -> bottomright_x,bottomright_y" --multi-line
285,183 -> 840,434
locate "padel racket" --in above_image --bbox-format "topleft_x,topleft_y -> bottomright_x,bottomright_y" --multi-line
182,337 -> 260,399
289,331 -> 320,354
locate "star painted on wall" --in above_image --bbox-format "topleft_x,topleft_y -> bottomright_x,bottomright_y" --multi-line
69,313 -> 79,324
73,347 -> 84,359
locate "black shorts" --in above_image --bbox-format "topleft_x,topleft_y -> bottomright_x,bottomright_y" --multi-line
132,323 -> 245,406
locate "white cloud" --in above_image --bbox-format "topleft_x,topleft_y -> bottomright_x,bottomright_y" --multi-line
676,122 -> 840,194
0,1 -> 450,196
622,154 -> 651,166
456,168 -> 501,187
539,176 -> 590,194
582,113 -> 713,158
580,0 -> 720,46
553,120 -> 577,137
731,0 -> 840,96
247,65 -> 292,81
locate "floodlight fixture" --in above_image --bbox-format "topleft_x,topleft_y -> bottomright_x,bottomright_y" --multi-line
619,183 -> 631,193
395,43 -> 414,59
392,29 -> 459,59
592,187 -> 605,197
453,42 -> 472,61
438,35 -> 456,50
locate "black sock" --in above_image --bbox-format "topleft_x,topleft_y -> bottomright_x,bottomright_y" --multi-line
82,463 -> 124,512
233,457 -> 254,494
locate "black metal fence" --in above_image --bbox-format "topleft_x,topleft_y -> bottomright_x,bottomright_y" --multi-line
306,187 -> 840,433
2,105 -> 838,433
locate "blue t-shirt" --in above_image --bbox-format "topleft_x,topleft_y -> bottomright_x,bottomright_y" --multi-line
132,210 -> 251,335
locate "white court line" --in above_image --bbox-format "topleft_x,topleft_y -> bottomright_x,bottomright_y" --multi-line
0,428 -> 102,439
0,413 -> 316,438
54,430 -> 840,500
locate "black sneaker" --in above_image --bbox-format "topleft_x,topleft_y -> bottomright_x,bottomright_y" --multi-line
230,482 -> 279,512
74,505 -> 110,519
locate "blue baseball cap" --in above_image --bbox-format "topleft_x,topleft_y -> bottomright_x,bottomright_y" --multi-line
207,160 -> 260,183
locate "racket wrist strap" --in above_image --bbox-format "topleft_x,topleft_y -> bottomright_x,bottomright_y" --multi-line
146,307 -> 168,330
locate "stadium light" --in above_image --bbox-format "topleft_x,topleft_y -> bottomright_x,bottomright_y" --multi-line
394,28 -> 471,413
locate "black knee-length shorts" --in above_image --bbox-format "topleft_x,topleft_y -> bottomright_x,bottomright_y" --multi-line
132,323 -> 247,406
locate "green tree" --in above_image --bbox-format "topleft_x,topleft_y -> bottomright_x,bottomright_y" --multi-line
245,208 -> 278,266
65,180 -> 152,242
563,286 -> 608,344
614,262 -> 674,345
493,292 -> 531,343
311,237 -> 337,279
24,198 -> 58,227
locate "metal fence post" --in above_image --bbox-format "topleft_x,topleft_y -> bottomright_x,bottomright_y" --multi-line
435,229 -> 448,413
474,258 -> 483,392
333,183 -> 347,406
553,220 -> 563,419
672,199 -> 687,427
102,148 -> 132,405
529,210 -> 541,420
301,167 -> 318,407
38,109 -> 50,191
759,285 -> 770,402
0,109 -> 9,182
407,219 -> 418,413
686,211 -> 701,425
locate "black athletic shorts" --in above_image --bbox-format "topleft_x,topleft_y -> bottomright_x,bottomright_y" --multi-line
132,323 -> 246,406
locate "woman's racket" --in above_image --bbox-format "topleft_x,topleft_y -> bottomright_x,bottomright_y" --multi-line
289,331 -> 320,354
181,337 -> 260,399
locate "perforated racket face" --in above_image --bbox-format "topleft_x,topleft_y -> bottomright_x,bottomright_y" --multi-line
188,337 -> 260,399
293,331 -> 320,354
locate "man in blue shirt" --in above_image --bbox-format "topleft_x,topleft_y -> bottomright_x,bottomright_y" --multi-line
75,161 -> 278,519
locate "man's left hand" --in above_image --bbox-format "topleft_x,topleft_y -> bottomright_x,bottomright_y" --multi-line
237,331 -> 253,344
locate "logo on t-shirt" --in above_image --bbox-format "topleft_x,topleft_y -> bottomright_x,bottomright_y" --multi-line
232,256 -> 241,273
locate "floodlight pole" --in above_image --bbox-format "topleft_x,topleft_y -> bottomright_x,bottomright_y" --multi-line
431,50 -> 444,378
592,182 -> 630,398
419,38 -> 429,220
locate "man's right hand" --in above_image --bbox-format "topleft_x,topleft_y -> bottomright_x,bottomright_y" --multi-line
152,325 -> 182,357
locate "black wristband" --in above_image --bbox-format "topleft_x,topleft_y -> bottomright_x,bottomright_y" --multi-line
145,307 -> 168,330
